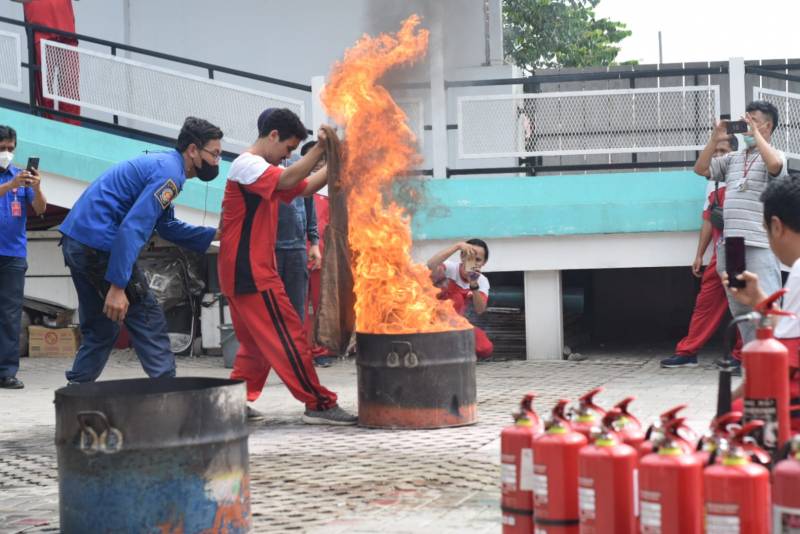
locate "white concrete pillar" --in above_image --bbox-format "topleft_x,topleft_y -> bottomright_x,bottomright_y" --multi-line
728,57 -> 746,119
488,0 -> 504,66
429,5 -> 448,179
310,75 -> 329,132
523,270 -> 563,360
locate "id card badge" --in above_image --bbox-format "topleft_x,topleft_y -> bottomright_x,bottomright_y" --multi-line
10,199 -> 21,217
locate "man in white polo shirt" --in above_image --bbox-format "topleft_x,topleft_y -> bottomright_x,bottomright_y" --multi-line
694,100 -> 787,349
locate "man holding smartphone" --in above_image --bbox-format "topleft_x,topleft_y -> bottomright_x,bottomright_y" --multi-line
662,136 -> 742,368
427,239 -> 493,359
0,125 -> 46,389
694,101 -> 787,348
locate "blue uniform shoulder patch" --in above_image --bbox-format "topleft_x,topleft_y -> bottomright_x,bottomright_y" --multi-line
155,179 -> 178,209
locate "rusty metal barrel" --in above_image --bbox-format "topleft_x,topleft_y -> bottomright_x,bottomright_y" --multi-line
356,328 -> 477,429
55,377 -> 250,533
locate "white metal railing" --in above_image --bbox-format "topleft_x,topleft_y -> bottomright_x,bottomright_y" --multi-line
457,85 -> 721,159
753,87 -> 800,161
40,40 -> 305,148
0,30 -> 21,92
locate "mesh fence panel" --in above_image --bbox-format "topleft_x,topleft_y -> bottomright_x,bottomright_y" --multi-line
0,31 -> 21,92
457,86 -> 719,159
755,87 -> 800,160
41,40 -> 305,148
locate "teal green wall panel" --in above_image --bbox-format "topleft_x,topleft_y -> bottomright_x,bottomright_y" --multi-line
405,172 -> 708,239
0,107 -> 229,213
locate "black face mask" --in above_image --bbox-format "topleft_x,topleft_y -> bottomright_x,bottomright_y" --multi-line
195,159 -> 219,182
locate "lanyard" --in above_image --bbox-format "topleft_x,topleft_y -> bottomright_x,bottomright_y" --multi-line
743,150 -> 760,178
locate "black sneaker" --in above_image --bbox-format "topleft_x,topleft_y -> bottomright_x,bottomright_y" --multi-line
0,376 -> 24,389
660,355 -> 699,369
302,405 -> 358,426
246,406 -> 266,423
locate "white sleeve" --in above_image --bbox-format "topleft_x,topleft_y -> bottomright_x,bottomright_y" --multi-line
477,274 -> 490,295
443,259 -> 460,281
773,150 -> 789,178
227,153 -> 275,185
776,268 -> 800,338
709,153 -> 731,182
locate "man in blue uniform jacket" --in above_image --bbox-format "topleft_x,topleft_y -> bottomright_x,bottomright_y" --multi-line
59,116 -> 223,383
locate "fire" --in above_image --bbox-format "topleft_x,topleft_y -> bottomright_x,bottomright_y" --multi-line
321,15 -> 470,334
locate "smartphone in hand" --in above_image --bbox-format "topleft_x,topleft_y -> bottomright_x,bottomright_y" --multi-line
26,156 -> 39,172
725,237 -> 746,288
726,120 -> 748,135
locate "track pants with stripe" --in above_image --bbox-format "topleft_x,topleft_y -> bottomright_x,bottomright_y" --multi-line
228,287 -> 338,410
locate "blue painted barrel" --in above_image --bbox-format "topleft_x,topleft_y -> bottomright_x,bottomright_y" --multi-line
55,377 -> 250,533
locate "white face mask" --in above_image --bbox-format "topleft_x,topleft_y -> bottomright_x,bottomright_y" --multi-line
0,151 -> 13,169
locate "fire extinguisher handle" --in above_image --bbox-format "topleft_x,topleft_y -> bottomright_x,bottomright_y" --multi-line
754,289 -> 793,316
663,416 -> 686,434
660,404 -> 687,421
614,396 -> 635,415
579,387 -> 605,413
601,408 -> 623,430
712,411 -> 743,433
548,399 -> 572,426
732,420 -> 764,443
520,392 -> 536,413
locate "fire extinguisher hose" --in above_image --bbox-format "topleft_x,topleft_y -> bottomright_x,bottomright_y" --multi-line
716,313 -> 757,417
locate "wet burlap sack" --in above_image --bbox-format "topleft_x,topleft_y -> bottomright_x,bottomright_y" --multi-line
314,127 -> 355,354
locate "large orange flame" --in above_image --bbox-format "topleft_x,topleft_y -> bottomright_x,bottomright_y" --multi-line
321,15 -> 470,334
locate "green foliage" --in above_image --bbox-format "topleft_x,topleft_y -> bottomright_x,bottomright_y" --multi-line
503,0 -> 634,72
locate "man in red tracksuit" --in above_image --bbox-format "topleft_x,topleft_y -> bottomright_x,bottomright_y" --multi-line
218,108 -> 356,425
14,0 -> 81,124
662,136 -> 742,368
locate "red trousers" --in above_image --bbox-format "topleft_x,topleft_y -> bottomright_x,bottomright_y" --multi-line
445,288 -> 494,359
228,287 -> 337,410
34,37 -> 81,125
675,255 -> 742,358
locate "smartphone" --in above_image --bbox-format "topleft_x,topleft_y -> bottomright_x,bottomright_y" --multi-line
726,120 -> 748,134
725,237 -> 746,288
26,156 -> 39,172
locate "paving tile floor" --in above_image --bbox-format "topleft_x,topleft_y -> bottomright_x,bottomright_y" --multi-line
0,346 -> 728,533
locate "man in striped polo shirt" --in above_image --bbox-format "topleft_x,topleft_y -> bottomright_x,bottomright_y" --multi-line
692,101 -> 787,359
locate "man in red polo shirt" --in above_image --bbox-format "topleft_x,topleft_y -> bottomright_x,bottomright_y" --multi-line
13,0 -> 80,124
218,107 -> 356,425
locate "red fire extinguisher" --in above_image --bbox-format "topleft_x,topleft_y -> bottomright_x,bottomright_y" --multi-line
501,393 -> 543,533
608,397 -> 645,450
742,289 -> 794,457
639,417 -> 703,534
531,399 -> 587,534
570,387 -> 606,439
578,408 -> 638,534
773,434 -> 800,533
703,421 -> 771,534
639,404 -> 696,457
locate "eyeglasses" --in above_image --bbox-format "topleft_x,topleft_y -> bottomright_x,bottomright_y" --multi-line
201,147 -> 222,163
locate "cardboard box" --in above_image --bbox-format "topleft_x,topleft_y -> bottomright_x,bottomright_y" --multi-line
28,325 -> 80,357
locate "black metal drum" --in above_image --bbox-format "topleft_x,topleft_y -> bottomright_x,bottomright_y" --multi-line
55,377 -> 250,533
356,328 -> 477,429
